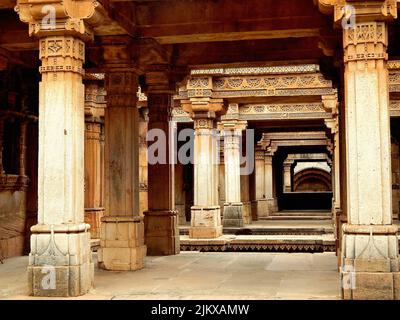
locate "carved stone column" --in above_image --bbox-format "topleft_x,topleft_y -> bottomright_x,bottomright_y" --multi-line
264,152 -> 277,214
324,98 -> 341,255
139,107 -> 149,217
182,77 -> 227,239
283,160 -> 293,193
144,93 -> 179,255
218,145 -> 225,216
252,146 -> 267,219
98,67 -> 146,271
219,120 -> 247,227
84,120 -> 103,239
18,121 -> 27,177
331,2 -> 400,299
188,114 -> 222,238
15,0 -> 106,296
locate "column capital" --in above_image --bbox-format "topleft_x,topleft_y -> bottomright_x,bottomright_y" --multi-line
181,97 -> 228,119
15,0 -> 105,40
217,119 -> 247,135
143,65 -> 177,94
283,159 -> 294,168
315,0 -> 397,22
105,71 -> 138,108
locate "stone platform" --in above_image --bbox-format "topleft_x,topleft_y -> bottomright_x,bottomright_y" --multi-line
180,215 -> 336,252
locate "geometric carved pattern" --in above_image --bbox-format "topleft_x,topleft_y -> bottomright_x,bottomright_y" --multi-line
39,36 -> 85,77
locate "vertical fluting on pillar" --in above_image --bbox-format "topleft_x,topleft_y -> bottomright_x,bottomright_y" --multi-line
98,71 -> 146,271
27,35 -> 93,296
340,17 -> 400,299
219,120 -> 246,227
144,93 -> 179,255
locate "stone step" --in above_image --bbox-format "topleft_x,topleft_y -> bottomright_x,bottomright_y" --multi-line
271,211 -> 332,217
259,215 -> 332,220
180,235 -> 336,253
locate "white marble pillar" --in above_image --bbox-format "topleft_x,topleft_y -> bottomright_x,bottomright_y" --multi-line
341,19 -> 400,299
264,153 -> 277,214
189,114 -> 222,238
28,36 -> 93,296
219,121 -> 246,227
252,147 -> 267,219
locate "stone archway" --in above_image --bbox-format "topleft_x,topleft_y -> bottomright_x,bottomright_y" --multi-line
293,168 -> 332,192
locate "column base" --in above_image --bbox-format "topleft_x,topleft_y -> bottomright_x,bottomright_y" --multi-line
266,198 -> 277,215
242,201 -> 252,224
252,199 -> 268,218
98,216 -> 146,271
28,224 -> 93,297
189,206 -> 222,239
144,210 -> 180,256
222,203 -> 244,227
84,208 -> 104,239
341,224 -> 400,300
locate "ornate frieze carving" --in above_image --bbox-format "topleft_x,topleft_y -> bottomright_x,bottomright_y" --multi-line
39,36 -> 85,78
191,64 -> 320,76
212,74 -> 332,91
343,22 -> 388,65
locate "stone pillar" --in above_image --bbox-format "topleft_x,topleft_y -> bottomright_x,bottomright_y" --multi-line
15,0 -> 105,296
339,15 -> 400,299
139,107 -> 149,217
188,114 -> 222,238
84,120 -> 103,239
144,93 -> 179,255
325,104 -> 341,254
182,77 -> 227,238
283,160 -> 292,193
252,147 -> 267,219
219,120 -> 247,227
218,143 -> 225,216
98,69 -> 146,271
264,152 -> 277,215
18,121 -> 27,177
28,35 -> 93,296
